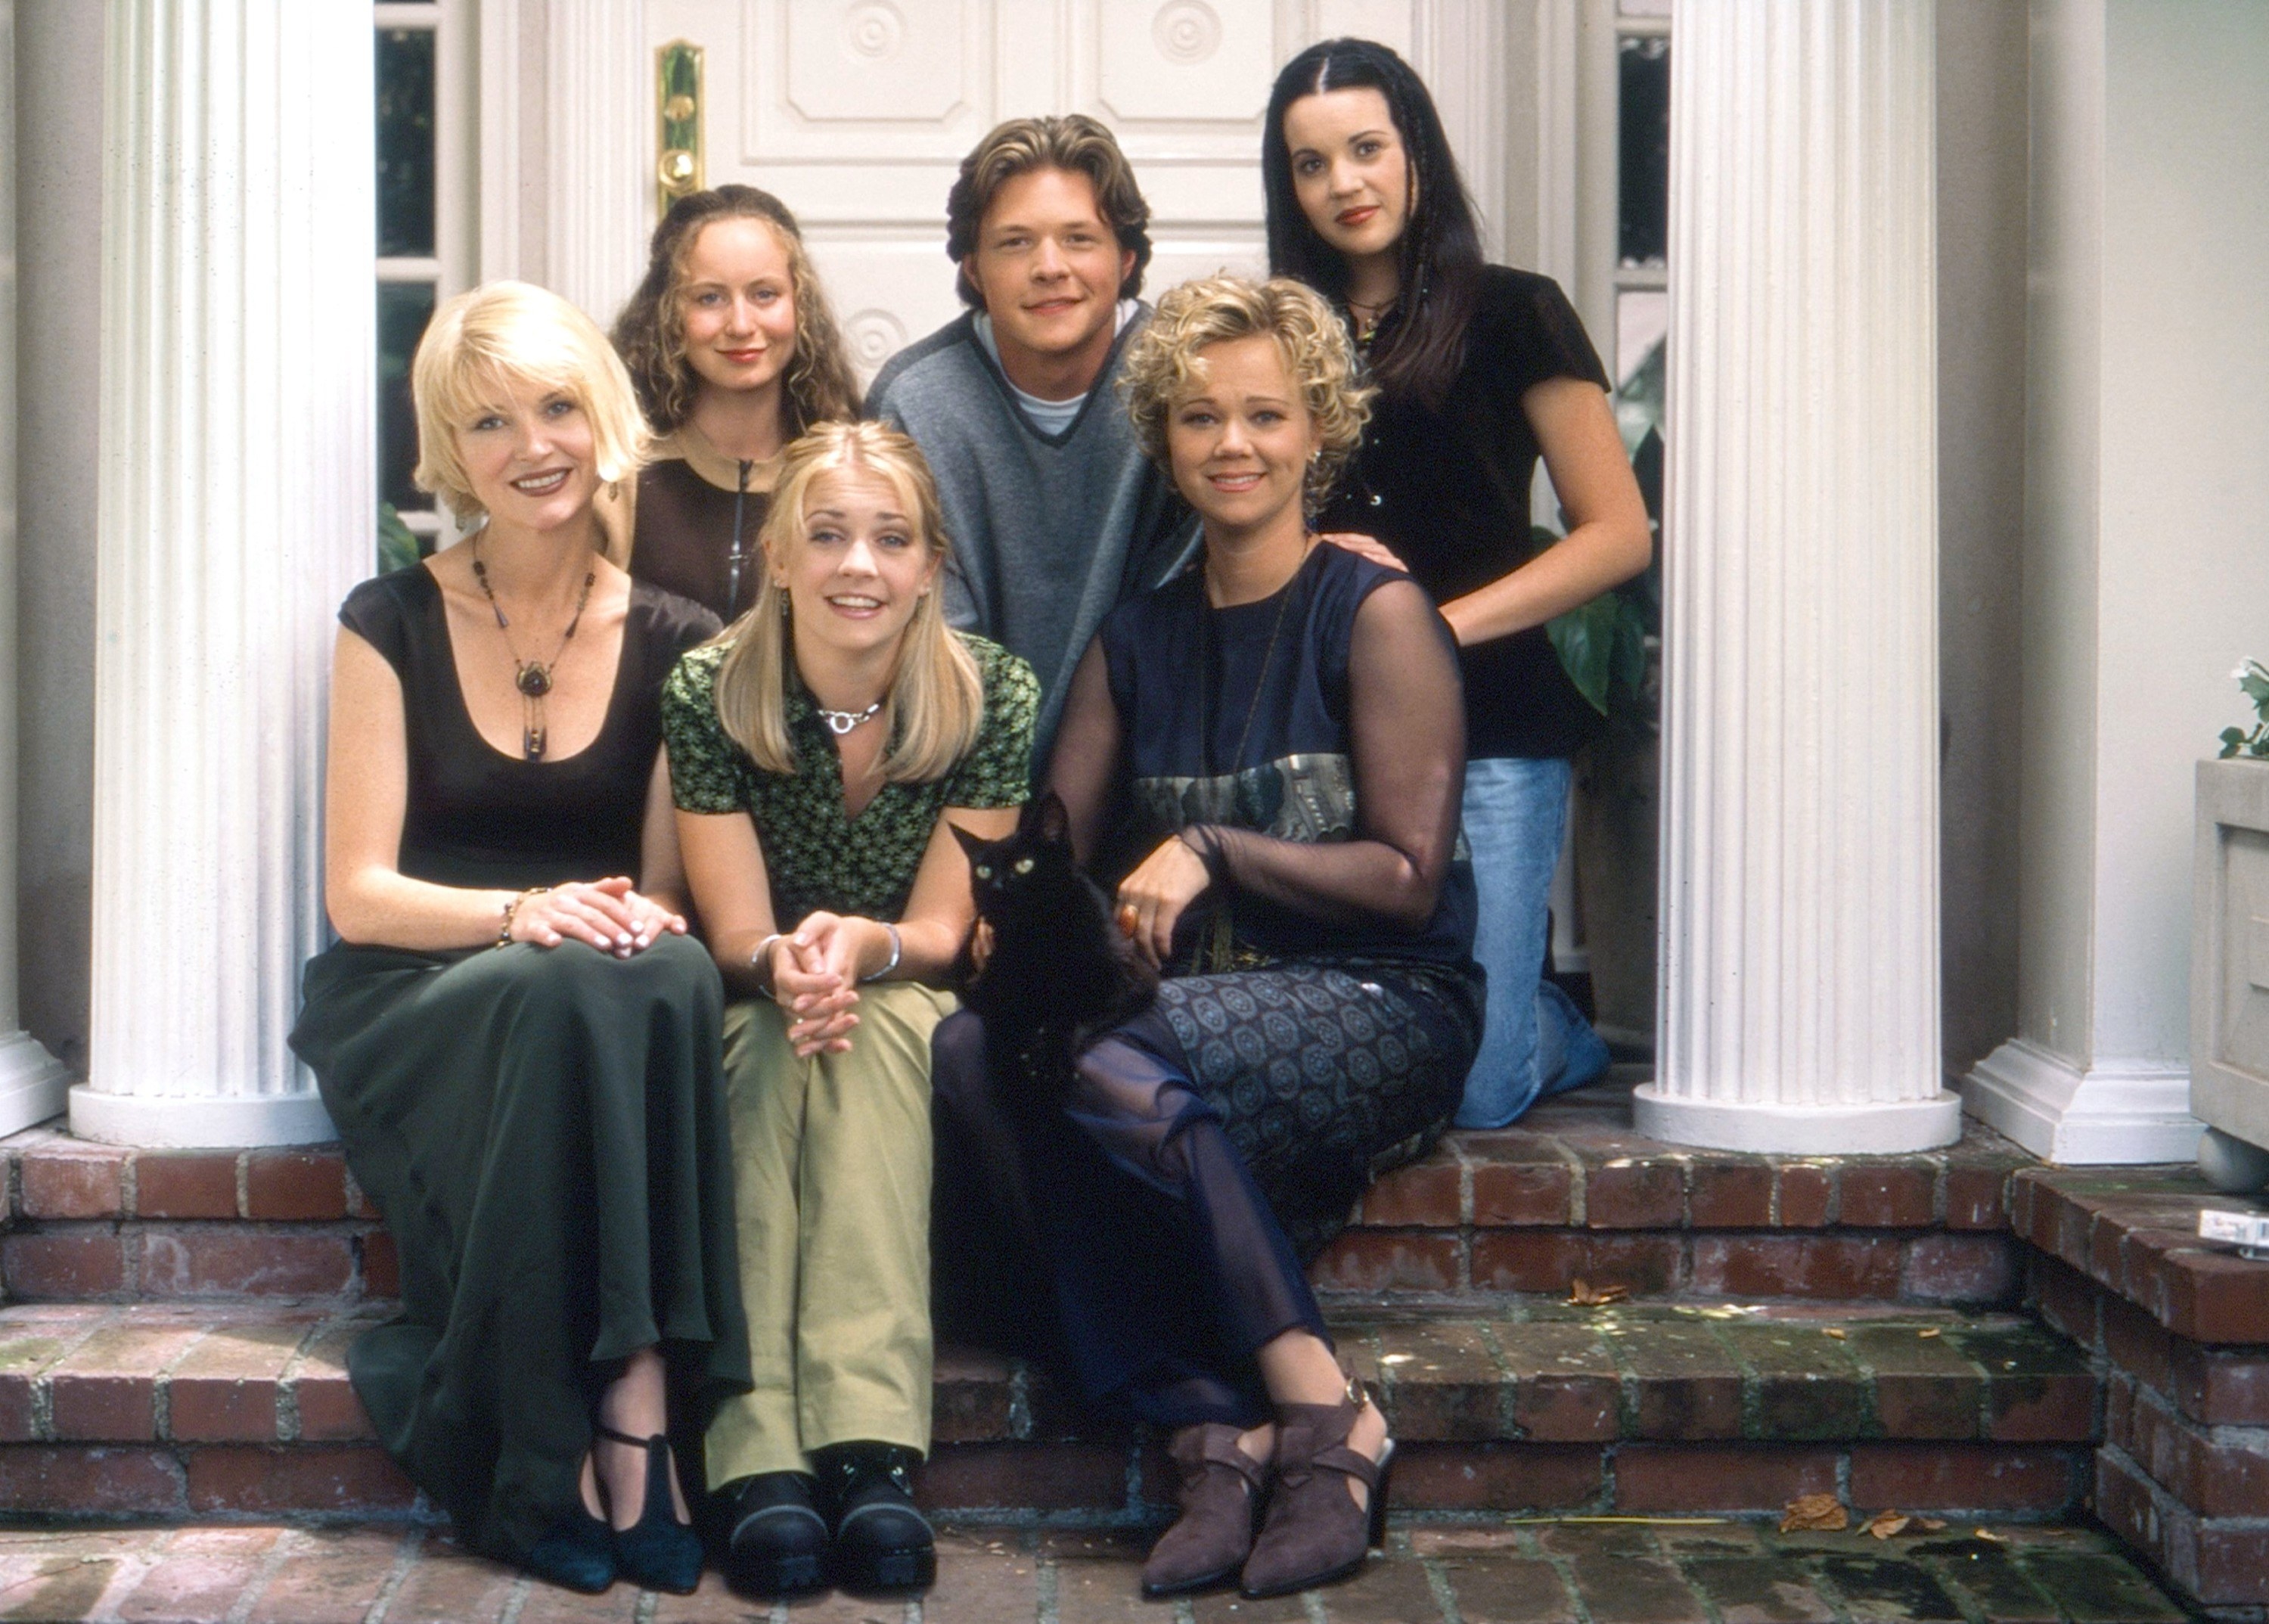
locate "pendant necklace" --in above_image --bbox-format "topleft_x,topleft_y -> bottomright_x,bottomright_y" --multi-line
814,699 -> 883,736
470,541 -> 596,760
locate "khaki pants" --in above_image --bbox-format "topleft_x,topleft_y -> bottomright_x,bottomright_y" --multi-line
703,983 -> 953,1486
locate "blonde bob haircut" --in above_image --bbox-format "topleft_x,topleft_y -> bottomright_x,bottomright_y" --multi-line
1119,273 -> 1375,506
411,281 -> 650,526
711,421 -> 984,784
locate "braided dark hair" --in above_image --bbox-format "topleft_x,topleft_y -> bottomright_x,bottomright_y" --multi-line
1263,39 -> 1483,410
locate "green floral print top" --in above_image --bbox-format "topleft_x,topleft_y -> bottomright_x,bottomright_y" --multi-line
663,633 -> 1036,927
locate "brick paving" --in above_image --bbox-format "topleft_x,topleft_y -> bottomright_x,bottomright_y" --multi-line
0,1519 -> 2192,1623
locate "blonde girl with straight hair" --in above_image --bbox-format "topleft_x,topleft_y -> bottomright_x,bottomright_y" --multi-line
660,419 -> 1036,1601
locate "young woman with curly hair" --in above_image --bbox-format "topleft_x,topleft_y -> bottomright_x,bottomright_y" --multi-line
930,274 -> 1480,1601
609,186 -> 862,621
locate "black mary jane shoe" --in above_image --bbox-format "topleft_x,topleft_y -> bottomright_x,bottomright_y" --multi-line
525,1502 -> 615,1595
812,1442 -> 936,1594
593,1422 -> 705,1595
719,1471 -> 830,1598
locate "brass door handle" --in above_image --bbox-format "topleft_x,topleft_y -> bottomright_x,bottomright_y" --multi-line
656,41 -> 703,214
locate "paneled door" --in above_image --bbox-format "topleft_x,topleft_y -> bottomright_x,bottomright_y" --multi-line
644,1 -> 1508,385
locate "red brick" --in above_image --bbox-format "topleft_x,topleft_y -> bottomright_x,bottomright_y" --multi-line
245,1150 -> 349,1220
1775,1165 -> 1833,1227
287,1323 -> 374,1442
1435,1553 -> 1581,1623
2196,1523 -> 2269,1607
1393,1441 -> 1601,1510
47,1321 -> 210,1440
918,1442 -> 1127,1511
1687,1163 -> 1773,1228
1612,1444 -> 1838,1512
1945,1163 -> 2011,1230
1318,1555 -> 1462,1624
933,1343 -> 1014,1443
2171,1343 -> 2269,1427
923,1529 -> 1049,1624
2158,1247 -> 2269,1344
2117,1380 -> 2269,1519
165,1318 -> 311,1441
1850,1323 -> 1987,1440
4,1231 -> 126,1298
1845,1442 -> 2084,1514
1901,1234 -> 2019,1305
1308,1230 -> 1460,1292
380,1536 -> 519,1624
1471,1231 -> 1681,1296
343,1170 -> 380,1222
1618,1322 -> 1743,1439
185,1443 -> 417,1512
2029,1254 -> 2101,1349
1568,1554 -> 1709,1624
362,1229 -> 399,1299
0,1444 -> 184,1512
115,1525 -> 284,1623
1585,1159 -> 1685,1228
1378,1322 -> 1507,1441
132,1152 -> 241,1219
1838,1163 -> 1935,1228
1984,1357 -> 2098,1443
1470,1160 -> 1575,1226
0,1318 -> 94,1441
138,1230 -> 354,1297
2102,1293 -> 2175,1393
1360,1157 -> 1462,1227
1501,1324 -> 1619,1442
244,1526 -> 408,1624
19,1150 -> 126,1219
1689,1234 -> 1901,1300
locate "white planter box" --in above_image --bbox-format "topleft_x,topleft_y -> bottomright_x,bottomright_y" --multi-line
2191,757 -> 2269,1157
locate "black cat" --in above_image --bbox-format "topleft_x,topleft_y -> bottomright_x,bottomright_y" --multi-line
951,792 -> 1158,1104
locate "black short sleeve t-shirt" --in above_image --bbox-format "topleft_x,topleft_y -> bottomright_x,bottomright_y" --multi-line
1314,266 -> 1613,761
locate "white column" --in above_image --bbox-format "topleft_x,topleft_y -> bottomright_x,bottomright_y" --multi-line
544,1 -> 647,325
73,2 -> 374,1147
0,0 -> 71,1135
1635,0 -> 1960,1155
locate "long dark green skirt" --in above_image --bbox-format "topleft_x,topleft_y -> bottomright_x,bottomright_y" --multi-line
290,933 -> 750,1560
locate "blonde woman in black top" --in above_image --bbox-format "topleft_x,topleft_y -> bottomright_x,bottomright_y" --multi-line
610,187 -> 861,620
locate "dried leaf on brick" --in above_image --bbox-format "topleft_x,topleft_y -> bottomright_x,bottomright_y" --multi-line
1780,1494 -> 1848,1533
1862,1511 -> 1911,1539
1568,1279 -> 1631,1306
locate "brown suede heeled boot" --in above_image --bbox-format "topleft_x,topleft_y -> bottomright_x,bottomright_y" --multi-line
1140,1424 -> 1268,1598
1238,1386 -> 1393,1599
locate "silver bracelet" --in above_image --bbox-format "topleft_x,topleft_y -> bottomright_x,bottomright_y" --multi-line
860,922 -> 902,984
750,933 -> 785,997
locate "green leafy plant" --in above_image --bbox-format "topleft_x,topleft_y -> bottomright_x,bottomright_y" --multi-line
378,501 -> 421,574
2220,658 -> 2269,759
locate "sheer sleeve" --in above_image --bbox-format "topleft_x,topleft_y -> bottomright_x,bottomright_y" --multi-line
1042,635 -> 1124,867
1187,578 -> 1464,932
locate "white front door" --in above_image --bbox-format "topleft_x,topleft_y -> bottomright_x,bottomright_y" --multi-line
644,0 -> 1510,384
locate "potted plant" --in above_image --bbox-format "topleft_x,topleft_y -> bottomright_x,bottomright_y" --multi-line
2192,658 -> 2269,1194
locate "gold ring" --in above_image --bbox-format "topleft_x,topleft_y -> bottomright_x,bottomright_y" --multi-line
1116,904 -> 1140,938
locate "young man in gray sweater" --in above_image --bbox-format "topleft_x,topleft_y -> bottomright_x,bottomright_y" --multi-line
866,115 -> 1195,765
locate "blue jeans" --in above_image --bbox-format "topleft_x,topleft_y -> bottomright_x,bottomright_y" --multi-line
1455,756 -> 1613,1129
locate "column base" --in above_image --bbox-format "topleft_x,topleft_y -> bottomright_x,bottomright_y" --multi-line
0,1031 -> 71,1138
1961,1039 -> 2200,1165
69,1084 -> 336,1149
1632,1085 -> 1962,1154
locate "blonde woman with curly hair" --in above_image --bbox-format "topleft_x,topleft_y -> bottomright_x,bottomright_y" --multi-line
661,421 -> 1035,1599
609,187 -> 862,621
929,274 -> 1481,1602
290,281 -> 746,1597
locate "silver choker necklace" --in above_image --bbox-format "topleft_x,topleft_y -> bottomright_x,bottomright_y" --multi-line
815,700 -> 883,736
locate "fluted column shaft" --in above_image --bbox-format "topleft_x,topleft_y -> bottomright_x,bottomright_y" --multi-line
545,2 -> 647,324
1636,0 -> 1960,1153
74,0 -> 374,1146
0,0 -> 72,1134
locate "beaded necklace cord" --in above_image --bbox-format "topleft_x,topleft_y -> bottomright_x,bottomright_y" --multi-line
470,541 -> 596,760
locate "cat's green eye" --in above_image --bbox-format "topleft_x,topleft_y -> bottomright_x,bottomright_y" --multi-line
1013,857 -> 1035,874
974,865 -> 991,879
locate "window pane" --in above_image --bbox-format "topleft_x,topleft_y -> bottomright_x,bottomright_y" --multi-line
377,28 -> 436,258
379,281 -> 437,514
1619,0 -> 1673,16
1618,36 -> 1669,267
1615,288 -> 1667,391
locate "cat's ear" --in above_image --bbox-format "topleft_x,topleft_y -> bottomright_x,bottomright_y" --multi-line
949,822 -> 991,862
1028,790 -> 1070,844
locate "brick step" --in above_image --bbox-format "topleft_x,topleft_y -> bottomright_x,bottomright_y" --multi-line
0,1092 -> 2034,1307
0,1300 -> 2100,1523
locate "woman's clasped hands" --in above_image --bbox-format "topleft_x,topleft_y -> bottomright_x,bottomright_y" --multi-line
507,877 -> 688,957
763,911 -> 881,1057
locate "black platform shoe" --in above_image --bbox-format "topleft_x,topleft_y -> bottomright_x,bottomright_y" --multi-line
719,1471 -> 830,1598
593,1423 -> 704,1595
812,1442 -> 936,1593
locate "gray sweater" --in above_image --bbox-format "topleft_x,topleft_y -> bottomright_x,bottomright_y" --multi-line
866,309 -> 1196,763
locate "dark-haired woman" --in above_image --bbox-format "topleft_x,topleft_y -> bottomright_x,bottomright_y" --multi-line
1264,38 -> 1652,1129
609,186 -> 862,622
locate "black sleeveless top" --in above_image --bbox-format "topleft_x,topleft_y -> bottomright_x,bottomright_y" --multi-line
1097,543 -> 1479,973
339,564 -> 720,891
